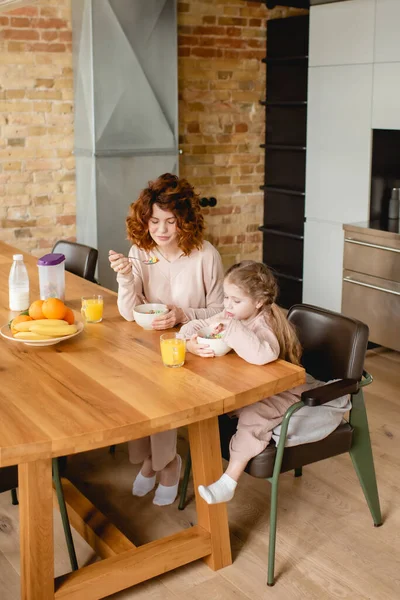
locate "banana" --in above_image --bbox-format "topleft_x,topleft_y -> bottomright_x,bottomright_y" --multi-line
13,319 -> 69,332
29,323 -> 77,337
14,332 -> 53,340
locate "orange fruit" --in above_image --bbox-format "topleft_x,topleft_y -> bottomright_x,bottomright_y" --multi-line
10,314 -> 33,334
63,307 -> 75,325
42,298 -> 67,320
29,299 -> 45,320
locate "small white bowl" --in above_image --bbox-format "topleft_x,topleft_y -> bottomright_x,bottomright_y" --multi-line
197,326 -> 231,357
133,303 -> 168,330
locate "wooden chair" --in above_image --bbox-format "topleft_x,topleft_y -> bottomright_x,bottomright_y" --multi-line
178,304 -> 382,585
1,458 -> 78,572
52,240 -> 98,283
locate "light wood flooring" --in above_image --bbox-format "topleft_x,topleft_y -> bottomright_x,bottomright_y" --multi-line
0,347 -> 399,599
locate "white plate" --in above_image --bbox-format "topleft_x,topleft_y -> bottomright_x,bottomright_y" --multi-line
0,321 -> 84,347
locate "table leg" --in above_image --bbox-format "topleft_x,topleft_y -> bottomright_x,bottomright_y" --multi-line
19,459 -> 54,600
188,417 -> 232,571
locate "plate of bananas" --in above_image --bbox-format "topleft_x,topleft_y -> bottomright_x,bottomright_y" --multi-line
1,319 -> 84,347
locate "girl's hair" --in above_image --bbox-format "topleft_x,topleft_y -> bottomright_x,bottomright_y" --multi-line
126,173 -> 205,254
225,261 -> 302,365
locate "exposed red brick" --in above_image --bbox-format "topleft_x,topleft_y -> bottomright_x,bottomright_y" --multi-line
191,47 -> 223,58
2,29 -> 40,41
218,17 -> 248,27
57,215 -> 75,226
178,3 -> 190,13
179,35 -> 199,46
192,26 -> 226,36
187,122 -> 200,133
178,47 -> 191,57
10,17 -> 30,27
41,31 -> 59,42
31,18 -> 68,29
59,31 -> 72,43
226,27 -> 241,37
8,6 -> 38,16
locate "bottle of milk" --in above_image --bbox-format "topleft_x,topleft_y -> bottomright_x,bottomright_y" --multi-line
9,254 -> 30,311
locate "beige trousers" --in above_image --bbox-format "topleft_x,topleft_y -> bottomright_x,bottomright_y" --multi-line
128,429 -> 177,472
229,394 -> 297,464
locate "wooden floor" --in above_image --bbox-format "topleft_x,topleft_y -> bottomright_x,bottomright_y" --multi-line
1,347 -> 399,600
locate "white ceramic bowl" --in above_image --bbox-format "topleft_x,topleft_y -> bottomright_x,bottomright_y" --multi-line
197,326 -> 231,357
133,303 -> 168,330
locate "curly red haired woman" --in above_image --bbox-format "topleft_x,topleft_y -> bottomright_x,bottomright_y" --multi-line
108,173 -> 224,506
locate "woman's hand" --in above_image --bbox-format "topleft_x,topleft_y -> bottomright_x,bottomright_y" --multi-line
108,250 -> 132,276
186,334 -> 215,358
151,306 -> 185,330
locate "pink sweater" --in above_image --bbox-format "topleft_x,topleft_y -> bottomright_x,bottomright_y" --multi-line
180,309 -> 280,365
116,241 -> 224,322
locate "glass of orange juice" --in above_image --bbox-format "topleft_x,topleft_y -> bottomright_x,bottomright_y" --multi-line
81,295 -> 103,323
160,333 -> 186,368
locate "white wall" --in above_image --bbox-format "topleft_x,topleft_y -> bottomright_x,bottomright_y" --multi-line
303,0 -> 400,311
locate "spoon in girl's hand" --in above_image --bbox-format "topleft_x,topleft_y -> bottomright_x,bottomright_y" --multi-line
128,256 -> 159,265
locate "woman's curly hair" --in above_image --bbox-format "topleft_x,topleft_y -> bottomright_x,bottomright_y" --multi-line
126,173 -> 205,255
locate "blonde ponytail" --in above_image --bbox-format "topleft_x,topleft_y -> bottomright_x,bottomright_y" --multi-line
269,304 -> 302,366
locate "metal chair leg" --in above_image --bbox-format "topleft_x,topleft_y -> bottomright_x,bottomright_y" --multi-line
349,389 -> 382,526
10,488 -> 18,505
267,473 -> 280,586
294,467 -> 302,477
178,449 -> 192,510
52,458 -> 79,571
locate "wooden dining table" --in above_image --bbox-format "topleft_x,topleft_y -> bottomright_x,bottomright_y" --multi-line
0,241 -> 305,600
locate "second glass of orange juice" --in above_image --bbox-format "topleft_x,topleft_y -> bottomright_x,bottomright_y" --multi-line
81,295 -> 103,323
160,333 -> 186,368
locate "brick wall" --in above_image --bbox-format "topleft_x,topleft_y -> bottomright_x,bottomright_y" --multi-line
0,0 -> 307,265
178,1 -> 308,268
0,0 -> 74,257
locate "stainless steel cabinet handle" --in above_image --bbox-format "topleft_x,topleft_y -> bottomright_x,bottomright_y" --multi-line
343,276 -> 400,296
345,238 -> 400,254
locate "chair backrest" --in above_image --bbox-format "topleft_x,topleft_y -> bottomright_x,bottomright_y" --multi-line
287,304 -> 369,382
52,241 -> 98,282
0,465 -> 18,494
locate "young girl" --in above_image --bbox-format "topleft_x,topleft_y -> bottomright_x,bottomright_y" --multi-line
180,261 -> 332,505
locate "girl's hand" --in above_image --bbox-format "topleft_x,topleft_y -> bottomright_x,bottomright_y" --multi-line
211,319 -> 230,335
152,306 -> 185,330
186,334 -> 215,358
109,250 -> 131,275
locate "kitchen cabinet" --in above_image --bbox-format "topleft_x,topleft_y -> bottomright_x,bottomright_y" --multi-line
309,0 -> 375,67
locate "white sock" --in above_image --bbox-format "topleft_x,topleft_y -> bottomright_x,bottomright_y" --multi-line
132,470 -> 156,497
153,455 -> 182,506
198,473 -> 237,504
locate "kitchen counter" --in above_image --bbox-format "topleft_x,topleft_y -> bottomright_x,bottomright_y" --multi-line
342,222 -> 400,352
344,220 -> 400,241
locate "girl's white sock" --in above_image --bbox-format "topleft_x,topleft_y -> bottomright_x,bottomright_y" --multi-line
198,473 -> 237,504
132,470 -> 156,497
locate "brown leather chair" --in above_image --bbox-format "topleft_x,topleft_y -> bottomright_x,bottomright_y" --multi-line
179,304 -> 382,585
52,240 -> 98,283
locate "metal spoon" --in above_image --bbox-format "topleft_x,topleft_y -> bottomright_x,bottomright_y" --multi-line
128,256 -> 159,265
